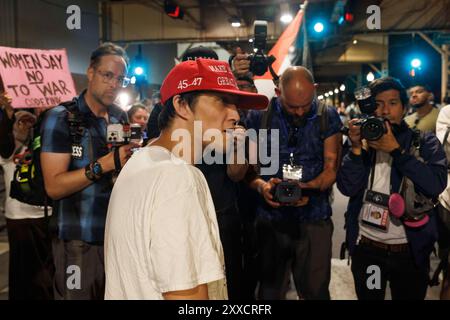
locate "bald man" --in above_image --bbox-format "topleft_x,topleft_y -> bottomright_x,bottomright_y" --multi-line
245,66 -> 343,300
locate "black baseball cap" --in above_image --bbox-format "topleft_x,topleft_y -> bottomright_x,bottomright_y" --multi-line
181,46 -> 219,62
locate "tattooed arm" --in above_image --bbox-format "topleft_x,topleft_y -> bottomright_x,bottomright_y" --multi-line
299,132 -> 342,192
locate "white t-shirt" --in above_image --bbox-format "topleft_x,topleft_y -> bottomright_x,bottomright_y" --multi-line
359,151 -> 408,244
104,146 -> 227,300
0,146 -> 50,220
436,104 -> 450,210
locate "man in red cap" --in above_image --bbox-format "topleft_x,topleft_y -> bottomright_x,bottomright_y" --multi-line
104,58 -> 268,300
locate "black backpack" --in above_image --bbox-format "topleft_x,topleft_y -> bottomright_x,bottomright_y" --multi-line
9,99 -> 83,209
9,114 -> 51,208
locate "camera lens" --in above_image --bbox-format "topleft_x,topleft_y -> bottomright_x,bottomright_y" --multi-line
361,118 -> 385,141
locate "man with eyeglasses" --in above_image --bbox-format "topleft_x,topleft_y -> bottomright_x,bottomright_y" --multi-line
245,66 -> 343,300
40,43 -> 135,300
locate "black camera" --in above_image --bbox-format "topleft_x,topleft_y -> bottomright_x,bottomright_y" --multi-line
353,116 -> 387,141
107,123 -> 142,147
341,86 -> 387,141
271,181 -> 302,204
248,20 -> 276,76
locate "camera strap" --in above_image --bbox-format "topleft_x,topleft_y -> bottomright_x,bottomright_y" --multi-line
114,146 -> 121,172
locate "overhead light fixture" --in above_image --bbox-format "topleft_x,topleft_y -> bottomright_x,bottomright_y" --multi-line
134,67 -> 144,76
318,95 -> 324,100
328,90 -> 334,96
325,93 -> 329,97
353,39 -> 358,45
411,58 -> 422,69
229,16 -> 241,28
118,92 -> 130,109
334,88 -> 339,94
164,0 -> 184,19
280,13 -> 293,24
366,72 -> 375,82
313,22 -> 324,33
340,84 -> 346,91
249,38 -> 254,43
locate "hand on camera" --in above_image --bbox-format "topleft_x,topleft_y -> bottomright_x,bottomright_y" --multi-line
367,121 -> 400,153
99,143 -> 138,172
232,47 -> 250,77
259,177 -> 282,208
348,119 -> 362,149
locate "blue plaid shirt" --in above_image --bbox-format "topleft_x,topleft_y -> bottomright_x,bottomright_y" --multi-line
246,98 -> 342,222
41,91 -> 128,243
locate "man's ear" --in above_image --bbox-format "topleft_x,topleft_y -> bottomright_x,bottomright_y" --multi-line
87,67 -> 94,83
172,95 -> 192,120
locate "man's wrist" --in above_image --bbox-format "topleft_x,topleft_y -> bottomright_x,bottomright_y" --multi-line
84,163 -> 97,182
97,154 -> 113,173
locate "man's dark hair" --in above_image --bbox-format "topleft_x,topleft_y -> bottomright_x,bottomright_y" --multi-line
158,92 -> 200,131
89,42 -> 129,69
127,103 -> 148,120
409,82 -> 432,93
368,77 -> 409,107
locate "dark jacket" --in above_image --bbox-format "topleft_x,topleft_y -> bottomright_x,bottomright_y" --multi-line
337,121 -> 447,271
0,109 -> 15,159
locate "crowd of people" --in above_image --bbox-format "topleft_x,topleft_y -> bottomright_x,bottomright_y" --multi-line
0,41 -> 449,300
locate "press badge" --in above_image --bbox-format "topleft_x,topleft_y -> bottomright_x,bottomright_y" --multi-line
361,189 -> 390,231
71,144 -> 84,160
282,163 -> 303,180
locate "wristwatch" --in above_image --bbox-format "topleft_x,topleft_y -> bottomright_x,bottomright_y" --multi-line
85,163 -> 96,182
92,161 -> 103,178
84,161 -> 103,182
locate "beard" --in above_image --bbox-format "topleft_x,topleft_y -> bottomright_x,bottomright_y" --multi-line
281,107 -> 307,127
411,101 -> 427,110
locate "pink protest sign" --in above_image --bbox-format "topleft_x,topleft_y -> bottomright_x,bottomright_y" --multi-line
0,46 -> 76,109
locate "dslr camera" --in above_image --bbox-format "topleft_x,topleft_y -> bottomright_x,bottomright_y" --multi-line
270,164 -> 303,205
107,123 -> 142,148
342,87 -> 387,141
248,20 -> 276,76
272,181 -> 303,204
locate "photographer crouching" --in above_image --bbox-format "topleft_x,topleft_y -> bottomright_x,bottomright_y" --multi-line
337,77 -> 447,300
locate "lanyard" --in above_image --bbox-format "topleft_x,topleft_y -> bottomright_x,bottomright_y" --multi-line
275,99 -> 297,163
274,99 -> 318,165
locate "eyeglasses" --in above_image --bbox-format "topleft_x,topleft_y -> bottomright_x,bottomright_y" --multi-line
95,69 -> 130,88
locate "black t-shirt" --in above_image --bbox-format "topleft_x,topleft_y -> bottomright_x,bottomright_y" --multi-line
196,160 -> 238,213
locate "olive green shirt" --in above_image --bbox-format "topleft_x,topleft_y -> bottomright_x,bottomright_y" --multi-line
405,107 -> 439,133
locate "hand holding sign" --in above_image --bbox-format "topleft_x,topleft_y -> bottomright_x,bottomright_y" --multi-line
0,91 -> 14,119
0,46 -> 76,109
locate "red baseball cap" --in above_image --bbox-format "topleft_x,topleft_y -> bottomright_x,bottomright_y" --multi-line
160,58 -> 268,110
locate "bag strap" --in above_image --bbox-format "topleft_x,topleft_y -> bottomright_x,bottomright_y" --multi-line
317,101 -> 329,140
259,99 -> 275,131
